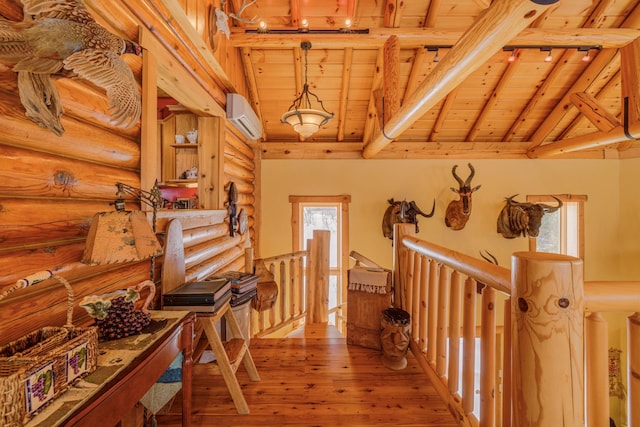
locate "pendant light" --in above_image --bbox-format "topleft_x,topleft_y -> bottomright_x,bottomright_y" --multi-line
280,41 -> 334,138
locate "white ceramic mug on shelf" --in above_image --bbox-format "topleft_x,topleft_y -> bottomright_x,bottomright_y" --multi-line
175,134 -> 185,144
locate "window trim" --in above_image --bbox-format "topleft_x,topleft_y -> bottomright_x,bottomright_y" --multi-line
527,194 -> 587,259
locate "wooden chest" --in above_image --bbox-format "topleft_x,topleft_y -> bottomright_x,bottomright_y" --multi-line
346,267 -> 392,350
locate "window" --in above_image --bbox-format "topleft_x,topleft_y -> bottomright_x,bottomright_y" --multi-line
290,196 -> 350,331
527,194 -> 586,259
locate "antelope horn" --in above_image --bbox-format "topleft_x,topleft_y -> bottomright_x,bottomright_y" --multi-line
464,163 -> 476,186
479,250 -> 498,265
410,200 -> 435,218
451,165 -> 464,186
541,196 -> 563,212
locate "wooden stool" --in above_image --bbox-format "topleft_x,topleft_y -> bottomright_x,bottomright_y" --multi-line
195,301 -> 260,414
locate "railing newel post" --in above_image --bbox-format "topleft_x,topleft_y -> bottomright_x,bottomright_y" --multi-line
511,252 -> 584,426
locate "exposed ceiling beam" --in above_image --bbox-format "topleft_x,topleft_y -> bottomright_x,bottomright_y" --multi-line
528,50 -> 620,147
528,1 -> 640,148
527,122 -> 640,158
240,47 -> 265,139
383,35 -> 400,129
383,0 -> 405,28
362,48 -> 384,145
362,0 -> 560,159
507,1 -> 612,143
528,38 -> 640,158
337,47 -> 353,142
430,88 -> 459,142
230,27 -> 639,49
569,92 -> 619,132
558,70 -> 621,140
258,141 -> 609,160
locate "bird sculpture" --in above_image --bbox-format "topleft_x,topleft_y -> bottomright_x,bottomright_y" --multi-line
0,0 -> 142,136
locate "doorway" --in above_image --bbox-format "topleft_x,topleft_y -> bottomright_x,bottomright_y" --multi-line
290,195 -> 350,332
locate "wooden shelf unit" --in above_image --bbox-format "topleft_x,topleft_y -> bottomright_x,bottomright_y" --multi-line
161,111 -> 199,182
158,107 -> 223,210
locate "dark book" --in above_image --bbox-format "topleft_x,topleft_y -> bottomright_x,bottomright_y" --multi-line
230,288 -> 257,307
214,271 -> 259,286
163,288 -> 232,313
230,280 -> 258,294
163,278 -> 231,306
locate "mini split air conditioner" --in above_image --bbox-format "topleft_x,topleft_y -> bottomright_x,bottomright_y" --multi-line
226,93 -> 263,140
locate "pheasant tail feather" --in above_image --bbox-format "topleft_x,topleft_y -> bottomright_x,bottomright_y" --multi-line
18,71 -> 64,136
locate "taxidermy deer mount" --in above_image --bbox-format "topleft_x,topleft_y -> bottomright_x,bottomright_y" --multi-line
445,163 -> 481,231
214,0 -> 259,39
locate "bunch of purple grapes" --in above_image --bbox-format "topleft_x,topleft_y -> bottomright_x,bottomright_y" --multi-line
30,376 -> 46,401
96,296 -> 151,340
68,353 -> 80,374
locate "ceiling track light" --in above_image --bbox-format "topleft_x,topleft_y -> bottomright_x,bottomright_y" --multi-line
426,46 -> 441,63
500,45 -> 601,63
246,28 -> 370,35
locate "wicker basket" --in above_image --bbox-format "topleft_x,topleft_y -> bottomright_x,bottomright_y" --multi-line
0,274 -> 98,426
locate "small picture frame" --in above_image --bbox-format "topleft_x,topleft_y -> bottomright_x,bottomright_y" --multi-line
174,198 -> 192,209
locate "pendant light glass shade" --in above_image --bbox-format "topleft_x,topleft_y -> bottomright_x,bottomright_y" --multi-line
281,42 -> 333,138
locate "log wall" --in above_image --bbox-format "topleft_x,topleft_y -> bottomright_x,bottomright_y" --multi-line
0,0 -> 258,346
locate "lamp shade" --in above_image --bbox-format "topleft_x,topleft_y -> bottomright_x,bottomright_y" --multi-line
82,211 -> 162,265
281,108 -> 333,138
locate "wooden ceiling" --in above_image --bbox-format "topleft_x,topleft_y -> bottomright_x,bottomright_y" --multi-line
223,0 -> 640,159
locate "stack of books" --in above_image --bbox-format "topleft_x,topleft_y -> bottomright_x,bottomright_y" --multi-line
162,277 -> 232,312
213,271 -> 260,307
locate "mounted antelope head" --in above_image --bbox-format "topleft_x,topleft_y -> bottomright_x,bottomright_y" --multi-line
445,163 -> 481,230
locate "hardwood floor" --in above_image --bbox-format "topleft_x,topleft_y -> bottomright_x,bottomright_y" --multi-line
156,325 -> 458,427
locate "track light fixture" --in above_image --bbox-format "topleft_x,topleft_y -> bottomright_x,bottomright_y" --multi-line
426,46 -> 440,63
501,45 -> 601,63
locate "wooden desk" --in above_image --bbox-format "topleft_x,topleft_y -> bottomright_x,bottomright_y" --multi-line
27,310 -> 195,427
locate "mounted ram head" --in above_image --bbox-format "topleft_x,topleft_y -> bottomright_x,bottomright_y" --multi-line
445,163 -> 481,230
496,195 -> 563,238
382,198 -> 435,239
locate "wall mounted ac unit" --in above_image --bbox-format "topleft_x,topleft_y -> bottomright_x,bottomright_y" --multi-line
226,93 -> 263,140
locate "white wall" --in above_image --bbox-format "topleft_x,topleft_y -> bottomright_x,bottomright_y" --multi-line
260,158 -> 633,281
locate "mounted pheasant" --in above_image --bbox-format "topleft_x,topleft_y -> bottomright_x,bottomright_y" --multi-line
0,0 -> 142,136
445,163 -> 481,230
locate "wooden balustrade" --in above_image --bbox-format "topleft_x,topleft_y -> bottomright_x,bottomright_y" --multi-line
391,223 -> 640,426
247,249 -> 308,338
248,230 -> 330,338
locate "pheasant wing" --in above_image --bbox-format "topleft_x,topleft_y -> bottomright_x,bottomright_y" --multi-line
21,0 -> 95,24
63,49 -> 140,128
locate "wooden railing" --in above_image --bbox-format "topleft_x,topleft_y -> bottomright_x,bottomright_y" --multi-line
392,223 -> 640,427
247,230 -> 330,338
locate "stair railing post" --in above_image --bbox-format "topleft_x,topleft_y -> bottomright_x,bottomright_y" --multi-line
511,252 -> 584,427
393,223 -> 416,309
307,230 -> 330,323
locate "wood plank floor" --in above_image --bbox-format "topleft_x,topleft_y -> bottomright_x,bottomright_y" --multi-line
156,325 -> 458,426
